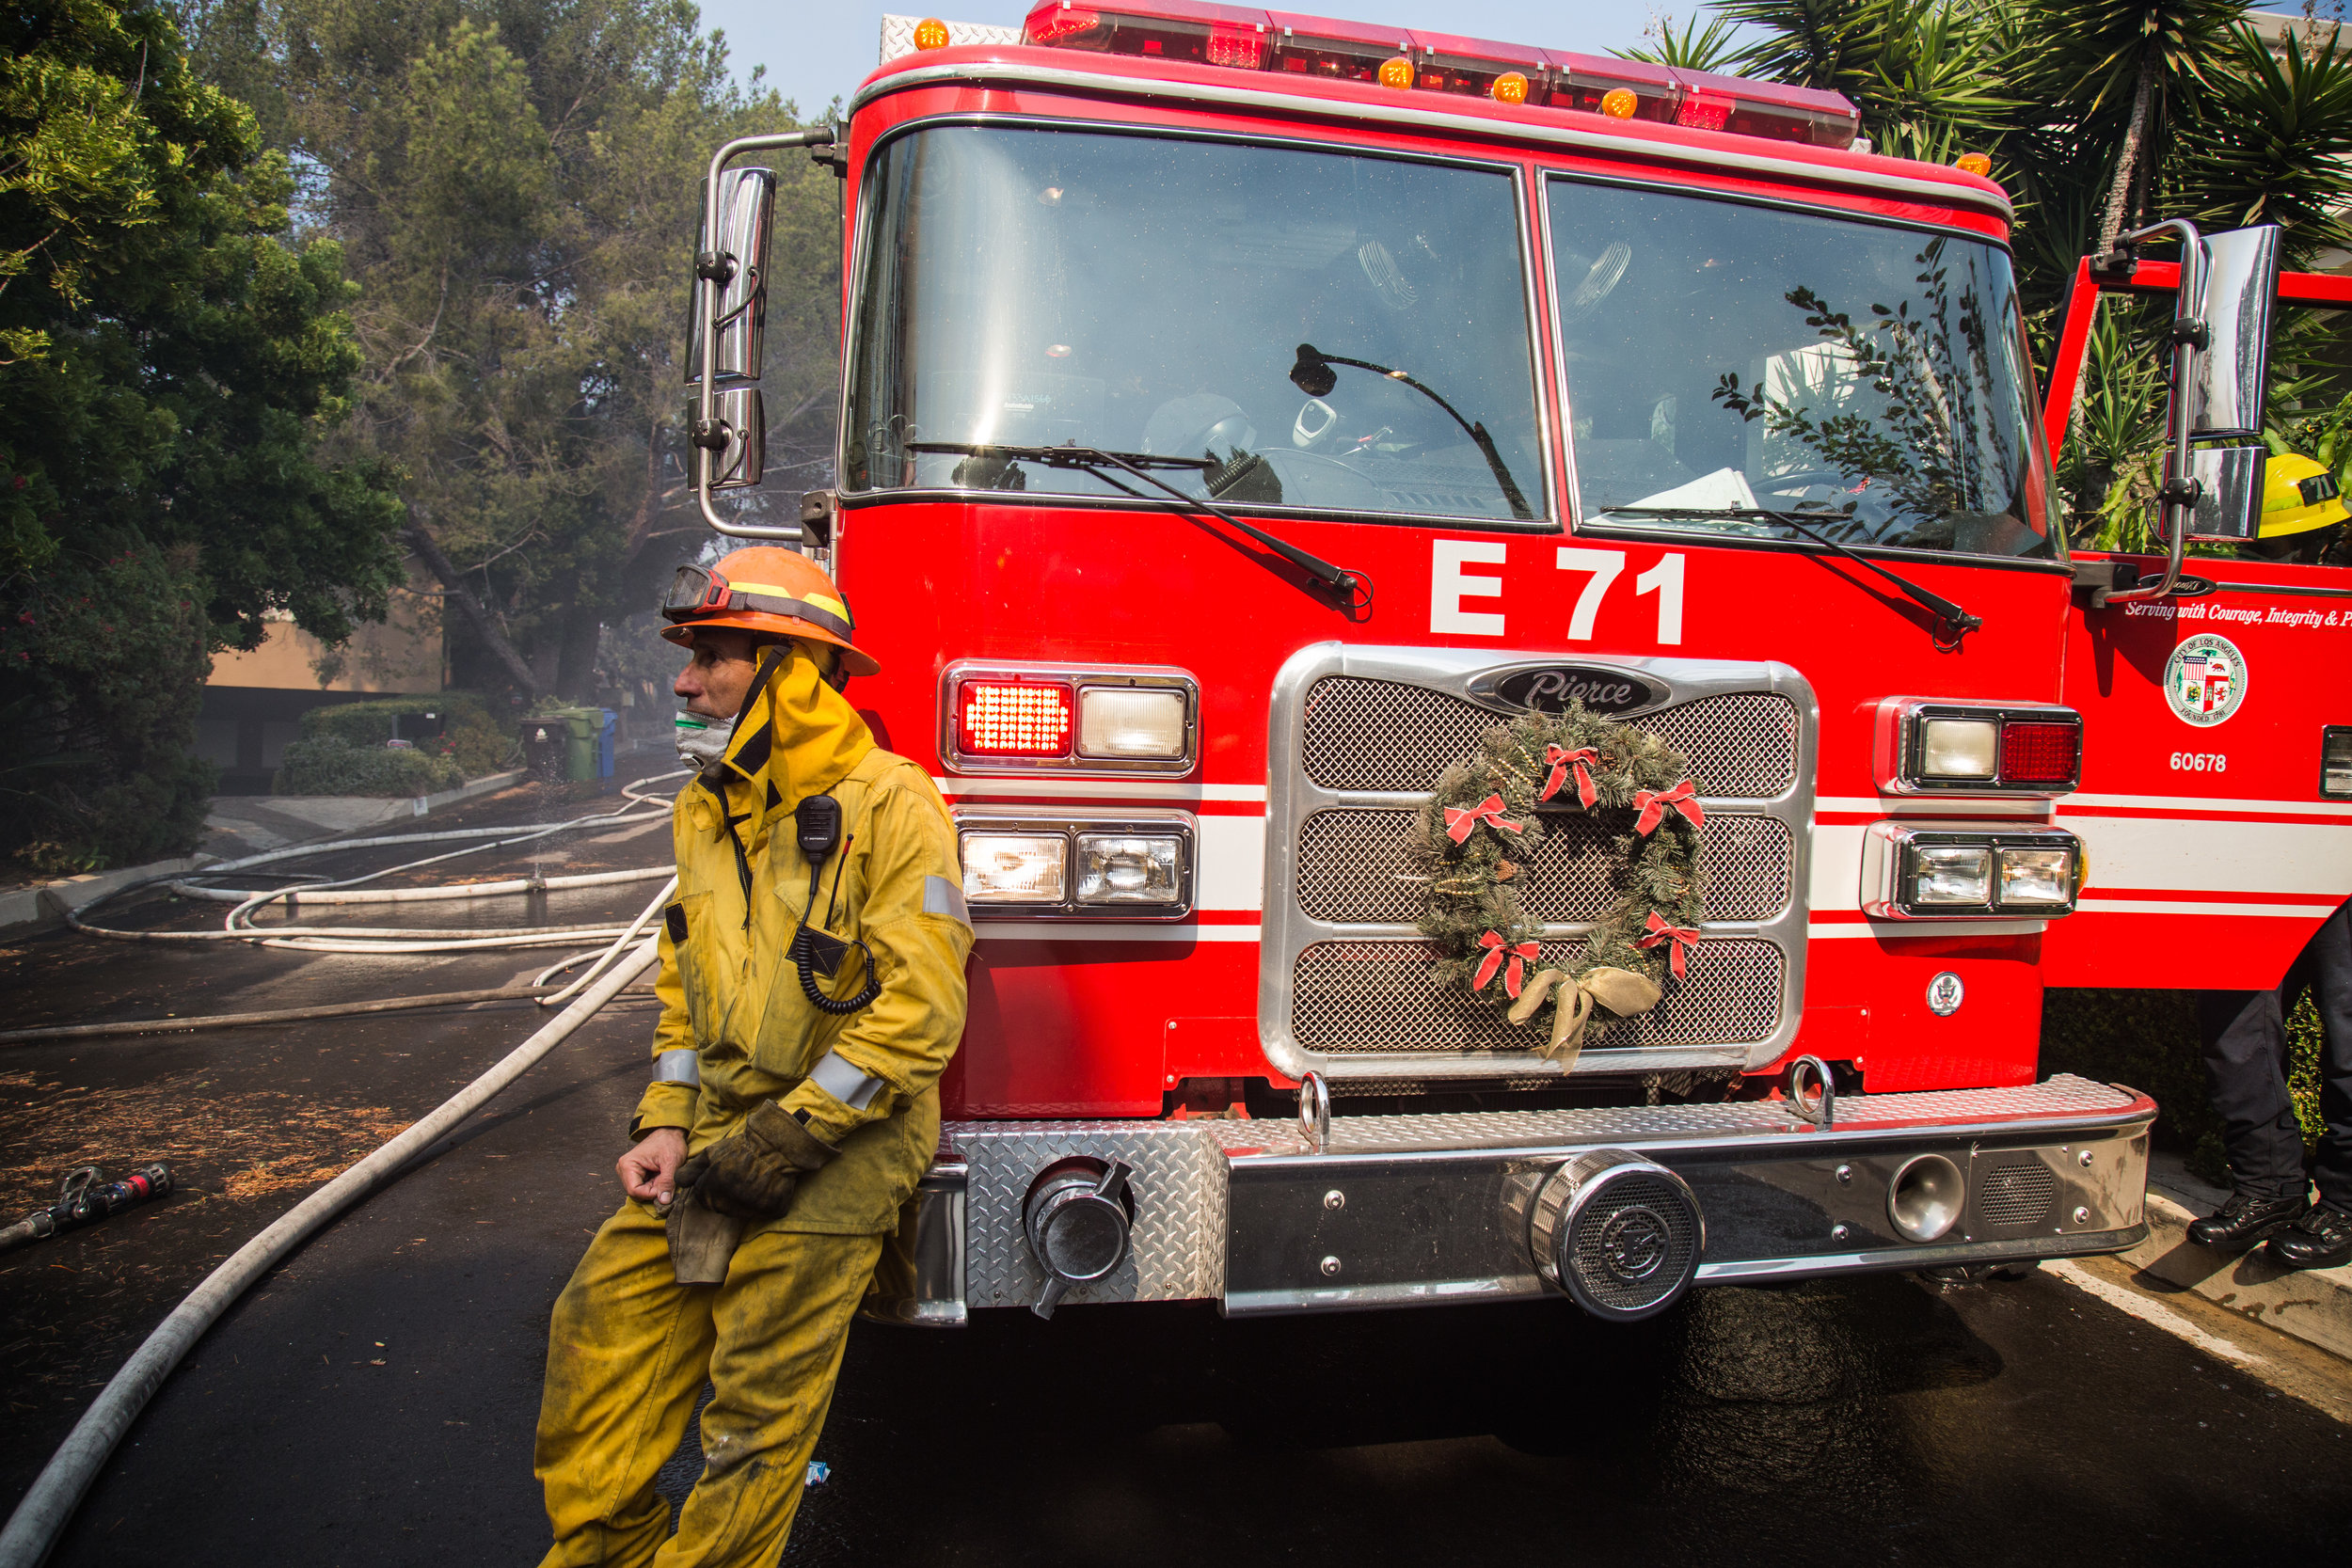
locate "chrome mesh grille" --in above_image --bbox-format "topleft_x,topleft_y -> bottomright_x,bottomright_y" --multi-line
1296,809 -> 1791,926
1299,678 -> 1800,798
1976,1160 -> 2058,1227
1290,938 -> 1785,1054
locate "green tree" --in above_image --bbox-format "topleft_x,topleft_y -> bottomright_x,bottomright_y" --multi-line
0,1 -> 402,871
224,0 -> 838,701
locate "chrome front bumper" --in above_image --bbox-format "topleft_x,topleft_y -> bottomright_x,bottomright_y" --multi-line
865,1075 -> 2154,1326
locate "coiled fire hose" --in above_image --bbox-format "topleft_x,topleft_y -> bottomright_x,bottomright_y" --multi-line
0,939 -> 660,1568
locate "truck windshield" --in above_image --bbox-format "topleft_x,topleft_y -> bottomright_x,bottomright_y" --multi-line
845,127 -> 1545,523
1550,178 -> 2060,561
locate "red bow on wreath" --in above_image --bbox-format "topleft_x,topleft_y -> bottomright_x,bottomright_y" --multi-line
1632,778 -> 1706,835
1539,745 -> 1600,810
1638,911 -> 1701,980
1473,929 -> 1542,998
1445,793 -> 1525,845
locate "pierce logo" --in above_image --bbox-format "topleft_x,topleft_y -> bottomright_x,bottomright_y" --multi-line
2164,633 -> 2248,728
1486,664 -> 1667,716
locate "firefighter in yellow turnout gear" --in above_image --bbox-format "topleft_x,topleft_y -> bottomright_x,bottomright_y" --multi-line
534,549 -> 971,1567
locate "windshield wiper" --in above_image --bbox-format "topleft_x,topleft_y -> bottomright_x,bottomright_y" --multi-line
1604,506 -> 1982,638
907,440 -> 1370,608
1291,344 -> 1534,521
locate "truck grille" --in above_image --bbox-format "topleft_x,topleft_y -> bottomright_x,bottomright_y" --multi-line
1264,650 -> 1814,1080
1297,808 -> 1793,926
1300,677 -> 1800,798
1291,938 -> 1786,1053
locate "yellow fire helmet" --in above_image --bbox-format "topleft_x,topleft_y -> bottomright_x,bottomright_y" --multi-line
2262,451 -> 2351,538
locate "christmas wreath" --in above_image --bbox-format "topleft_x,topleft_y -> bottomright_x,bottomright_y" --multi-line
1414,702 -> 1708,1062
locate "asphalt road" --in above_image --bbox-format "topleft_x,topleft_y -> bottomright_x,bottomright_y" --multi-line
3,779 -> 2348,1566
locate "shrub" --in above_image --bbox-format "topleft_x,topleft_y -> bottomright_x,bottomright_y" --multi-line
295,690 -> 513,778
274,736 -> 463,797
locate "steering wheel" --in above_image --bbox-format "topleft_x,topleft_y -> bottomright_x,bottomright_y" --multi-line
1256,449 -> 1386,510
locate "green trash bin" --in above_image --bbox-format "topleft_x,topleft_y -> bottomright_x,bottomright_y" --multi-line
555,707 -> 601,784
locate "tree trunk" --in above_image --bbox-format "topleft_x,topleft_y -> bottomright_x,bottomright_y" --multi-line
554,607 -> 603,701
2097,46 -> 2162,256
403,521 -> 542,699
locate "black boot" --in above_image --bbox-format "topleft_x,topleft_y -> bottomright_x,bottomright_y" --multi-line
2185,1191 -> 2308,1253
2265,1202 -> 2352,1271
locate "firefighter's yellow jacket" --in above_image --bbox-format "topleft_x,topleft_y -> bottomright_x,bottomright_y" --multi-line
630,646 -> 972,1234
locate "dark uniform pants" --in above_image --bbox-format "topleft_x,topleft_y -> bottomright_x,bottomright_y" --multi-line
2197,902 -> 2352,1207
535,1201 -> 883,1567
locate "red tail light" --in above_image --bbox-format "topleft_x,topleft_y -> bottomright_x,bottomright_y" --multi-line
958,681 -> 1075,757
1998,722 -> 2080,785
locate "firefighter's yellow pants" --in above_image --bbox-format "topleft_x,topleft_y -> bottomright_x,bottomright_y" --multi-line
534,1200 -> 884,1568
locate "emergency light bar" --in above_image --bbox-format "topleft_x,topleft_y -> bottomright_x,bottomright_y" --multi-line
1010,0 -> 1858,148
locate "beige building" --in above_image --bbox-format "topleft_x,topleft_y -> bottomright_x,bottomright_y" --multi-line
199,563 -> 446,793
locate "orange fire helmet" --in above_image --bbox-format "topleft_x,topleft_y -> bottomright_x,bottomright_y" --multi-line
658,547 -> 880,677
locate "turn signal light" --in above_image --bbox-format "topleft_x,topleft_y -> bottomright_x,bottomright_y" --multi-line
943,661 -> 1198,774
958,681 -> 1073,757
1878,700 -> 2083,796
1998,721 -> 2080,785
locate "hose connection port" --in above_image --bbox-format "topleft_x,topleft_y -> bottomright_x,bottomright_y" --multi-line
1022,1157 -> 1136,1319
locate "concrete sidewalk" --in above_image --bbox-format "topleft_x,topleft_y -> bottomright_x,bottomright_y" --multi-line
2121,1151 -> 2352,1362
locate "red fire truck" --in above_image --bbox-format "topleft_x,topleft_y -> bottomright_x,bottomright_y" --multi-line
677,3 -> 2350,1326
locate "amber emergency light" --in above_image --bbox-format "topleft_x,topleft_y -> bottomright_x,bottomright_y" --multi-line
1017,0 -> 1859,147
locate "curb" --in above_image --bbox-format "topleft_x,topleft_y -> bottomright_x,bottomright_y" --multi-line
2117,1157 -> 2352,1362
0,855 -> 219,942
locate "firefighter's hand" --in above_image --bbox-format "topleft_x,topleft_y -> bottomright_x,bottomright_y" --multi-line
619,1128 -> 690,1206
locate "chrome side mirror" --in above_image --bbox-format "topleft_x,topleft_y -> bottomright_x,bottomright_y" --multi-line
688,166 -> 777,385
2193,225 -> 2281,438
701,387 -> 765,490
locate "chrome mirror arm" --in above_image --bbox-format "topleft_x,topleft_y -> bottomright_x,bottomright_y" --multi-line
2096,218 -> 2207,609
695,127 -> 836,542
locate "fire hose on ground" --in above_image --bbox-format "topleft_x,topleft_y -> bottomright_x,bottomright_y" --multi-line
0,938 -> 661,1568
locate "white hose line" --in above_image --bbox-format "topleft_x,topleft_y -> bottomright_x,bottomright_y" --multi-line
0,939 -> 660,1568
177,864 -> 675,908
537,877 -> 676,1008
68,918 -> 640,946
243,929 -> 637,956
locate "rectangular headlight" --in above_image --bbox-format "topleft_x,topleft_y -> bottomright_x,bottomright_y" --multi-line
1078,687 -> 1188,759
1074,832 -> 1183,905
1998,846 -> 2073,906
1910,845 -> 1991,905
961,832 -> 1067,904
1919,719 -> 1998,779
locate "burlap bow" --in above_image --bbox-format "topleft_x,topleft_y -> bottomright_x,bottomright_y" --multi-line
1506,964 -> 1665,1064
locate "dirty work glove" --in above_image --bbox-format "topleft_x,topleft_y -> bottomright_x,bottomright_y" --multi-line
666,1154 -> 746,1286
692,1101 -> 838,1221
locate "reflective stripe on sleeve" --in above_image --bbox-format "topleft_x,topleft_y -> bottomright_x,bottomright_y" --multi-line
923,873 -> 970,926
809,1049 -> 885,1111
654,1048 -> 702,1087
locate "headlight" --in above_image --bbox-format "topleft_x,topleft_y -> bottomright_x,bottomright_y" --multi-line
1864,825 -> 2083,919
1079,687 -> 1188,759
1910,845 -> 1991,905
956,813 -> 1194,918
1918,719 -> 1997,779
962,833 -> 1067,905
1997,846 -> 2074,906
1075,832 -> 1183,905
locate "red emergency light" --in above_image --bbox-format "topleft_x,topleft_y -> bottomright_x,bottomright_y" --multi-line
958,679 -> 1076,757
1018,1 -> 1860,148
1997,721 -> 2080,786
